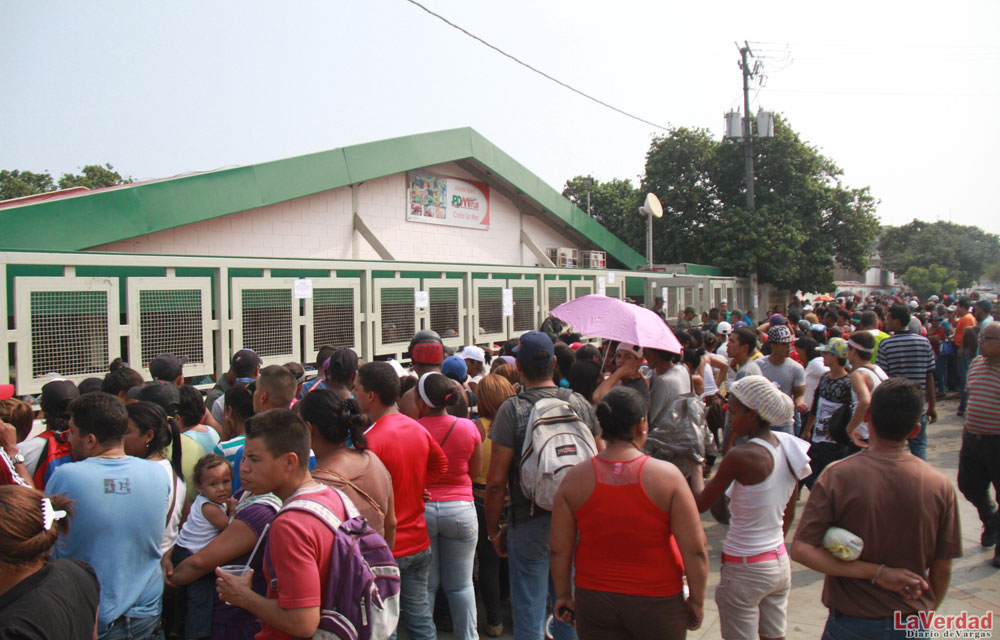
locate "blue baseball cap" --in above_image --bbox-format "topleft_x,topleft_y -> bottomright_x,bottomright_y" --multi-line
514,331 -> 554,363
441,355 -> 468,382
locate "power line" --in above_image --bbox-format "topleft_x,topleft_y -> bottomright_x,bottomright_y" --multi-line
402,0 -> 670,131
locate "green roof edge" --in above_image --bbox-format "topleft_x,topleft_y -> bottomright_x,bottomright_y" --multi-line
0,127 -> 646,269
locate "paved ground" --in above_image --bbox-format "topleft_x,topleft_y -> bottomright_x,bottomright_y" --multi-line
419,397 -> 1000,639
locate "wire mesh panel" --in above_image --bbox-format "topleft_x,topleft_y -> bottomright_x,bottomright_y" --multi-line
30,290 -> 109,378
15,277 -> 118,393
545,283 -> 568,315
379,286 -> 416,348
572,281 -> 594,299
312,287 -> 356,350
512,286 -> 536,332
234,284 -> 294,363
428,286 -> 462,343
476,286 -> 504,336
606,286 -> 621,299
127,278 -> 213,378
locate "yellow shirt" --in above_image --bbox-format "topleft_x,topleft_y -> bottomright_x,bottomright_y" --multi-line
473,417 -> 492,486
164,434 -> 206,506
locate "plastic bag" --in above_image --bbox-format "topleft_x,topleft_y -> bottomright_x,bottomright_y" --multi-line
823,526 -> 864,561
644,393 -> 717,479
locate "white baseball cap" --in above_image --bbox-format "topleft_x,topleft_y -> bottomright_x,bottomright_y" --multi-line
716,321 -> 733,335
458,345 -> 485,363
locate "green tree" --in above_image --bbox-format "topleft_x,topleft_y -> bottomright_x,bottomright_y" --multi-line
0,169 -> 55,201
902,264 -> 958,299
1,164 -> 132,202
562,176 -> 643,247
878,220 -> 1000,289
58,163 -> 132,190
636,116 -> 880,292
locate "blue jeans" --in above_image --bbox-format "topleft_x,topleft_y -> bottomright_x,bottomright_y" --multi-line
822,612 -> 921,639
425,501 -> 478,640
392,547 -> 436,640
957,352 -> 973,413
507,515 -> 577,640
907,414 -> 928,460
99,615 -> 163,640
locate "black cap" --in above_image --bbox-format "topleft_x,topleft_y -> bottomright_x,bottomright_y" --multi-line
149,353 -> 188,381
231,349 -> 263,378
128,381 -> 181,415
324,348 -> 359,375
40,380 -> 79,414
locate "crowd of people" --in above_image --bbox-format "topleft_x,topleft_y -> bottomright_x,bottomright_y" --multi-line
0,289 -> 996,640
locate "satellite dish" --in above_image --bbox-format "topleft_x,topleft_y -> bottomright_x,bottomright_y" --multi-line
639,193 -> 663,218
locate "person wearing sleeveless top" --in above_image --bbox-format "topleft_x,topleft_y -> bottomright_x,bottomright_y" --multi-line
845,332 -> 888,449
690,375 -> 810,640
298,388 -> 396,546
551,386 -> 709,639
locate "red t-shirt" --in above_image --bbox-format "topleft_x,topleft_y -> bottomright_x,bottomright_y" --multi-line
366,413 -> 448,558
418,415 -> 481,502
257,485 -> 347,640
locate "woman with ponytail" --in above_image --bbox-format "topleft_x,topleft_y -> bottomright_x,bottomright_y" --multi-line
124,400 -> 187,557
414,371 -> 483,640
551,386 -> 709,639
0,484 -> 100,637
299,388 -> 396,545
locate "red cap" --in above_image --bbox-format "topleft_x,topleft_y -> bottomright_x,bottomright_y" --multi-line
0,384 -> 14,402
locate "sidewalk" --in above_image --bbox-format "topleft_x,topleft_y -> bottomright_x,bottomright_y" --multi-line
423,397 -> 999,639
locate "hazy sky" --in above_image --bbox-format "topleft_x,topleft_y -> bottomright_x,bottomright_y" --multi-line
3,1 -> 998,234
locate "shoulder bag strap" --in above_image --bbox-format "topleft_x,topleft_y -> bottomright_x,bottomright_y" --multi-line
164,466 -> 178,528
439,417 -> 459,448
311,467 -> 385,520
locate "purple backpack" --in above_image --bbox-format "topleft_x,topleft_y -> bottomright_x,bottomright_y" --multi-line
266,488 -> 401,640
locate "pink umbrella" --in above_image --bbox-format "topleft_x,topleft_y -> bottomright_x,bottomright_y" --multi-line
551,294 -> 682,353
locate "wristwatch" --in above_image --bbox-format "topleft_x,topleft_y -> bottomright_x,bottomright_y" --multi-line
6,449 -> 25,465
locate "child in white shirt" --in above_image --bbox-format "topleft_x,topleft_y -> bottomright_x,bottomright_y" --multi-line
171,453 -> 233,640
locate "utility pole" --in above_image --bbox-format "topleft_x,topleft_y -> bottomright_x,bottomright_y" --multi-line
738,41 -> 760,315
740,43 -> 755,211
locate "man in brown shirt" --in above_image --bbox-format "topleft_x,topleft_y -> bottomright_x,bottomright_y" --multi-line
791,378 -> 963,638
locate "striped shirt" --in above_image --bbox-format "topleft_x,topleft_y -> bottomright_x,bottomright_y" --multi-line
214,435 -> 246,465
875,333 -> 935,390
965,356 -> 1000,435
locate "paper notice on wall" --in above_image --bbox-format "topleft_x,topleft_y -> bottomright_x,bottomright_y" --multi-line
598,277 -> 606,296
754,294 -> 759,310
662,287 -> 669,304
294,279 -> 313,299
502,288 -> 514,316
415,290 -> 429,308
607,272 -> 615,284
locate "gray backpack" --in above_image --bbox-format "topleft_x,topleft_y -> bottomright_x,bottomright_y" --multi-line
518,389 -> 597,514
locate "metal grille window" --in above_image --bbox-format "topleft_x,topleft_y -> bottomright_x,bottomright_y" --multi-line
685,287 -> 694,309
30,290 -> 109,378
513,287 -> 535,332
313,288 -> 355,349
138,289 -> 204,367
380,288 -> 414,345
241,289 -> 293,357
429,287 -> 460,339
477,287 -> 503,335
606,286 -> 620,299
548,286 -> 567,314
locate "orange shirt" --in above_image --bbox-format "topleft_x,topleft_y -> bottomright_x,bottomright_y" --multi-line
573,457 -> 685,596
954,313 -> 976,348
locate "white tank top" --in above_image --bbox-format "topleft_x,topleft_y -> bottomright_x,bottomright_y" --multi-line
850,365 -> 888,439
723,437 -> 798,556
701,355 -> 719,397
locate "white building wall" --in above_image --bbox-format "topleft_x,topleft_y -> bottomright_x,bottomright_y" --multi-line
89,162 -> 583,266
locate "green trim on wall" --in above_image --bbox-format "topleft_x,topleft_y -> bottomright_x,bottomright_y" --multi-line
0,128 -> 645,269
